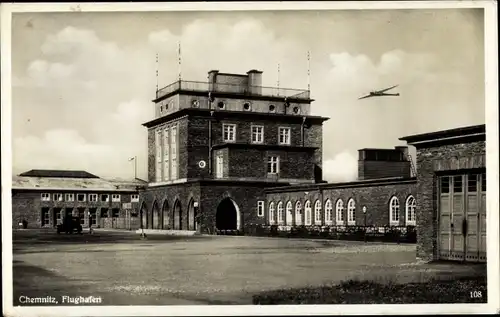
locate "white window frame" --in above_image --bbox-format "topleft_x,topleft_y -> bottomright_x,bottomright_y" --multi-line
278,127 -> 291,145
53,193 -> 63,202
269,202 -> 276,225
285,201 -> 293,225
314,200 -> 322,225
295,201 -> 302,225
89,194 -> 98,202
324,199 -> 333,225
216,154 -> 224,178
277,201 -> 284,224
155,128 -> 163,182
347,198 -> 356,225
389,196 -> 400,226
77,193 -> 86,202
267,156 -> 280,174
112,194 -> 121,202
65,193 -> 74,202
131,194 -> 140,203
89,208 -> 98,225
405,195 -> 416,226
223,124 -> 236,142
41,193 -> 51,201
42,208 -> 50,226
101,194 -> 110,203
336,199 -> 344,225
170,125 -> 178,180
251,125 -> 264,144
304,200 -> 312,225
257,201 -> 265,217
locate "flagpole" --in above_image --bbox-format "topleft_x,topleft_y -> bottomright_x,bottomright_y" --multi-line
277,63 -> 280,96
134,156 -> 137,180
155,53 -> 159,93
178,41 -> 182,82
307,50 -> 311,92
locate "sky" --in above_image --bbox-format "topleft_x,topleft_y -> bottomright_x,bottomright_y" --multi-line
10,8 -> 485,182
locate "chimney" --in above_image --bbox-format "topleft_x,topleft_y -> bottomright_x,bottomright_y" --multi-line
208,70 -> 219,91
247,69 -> 263,95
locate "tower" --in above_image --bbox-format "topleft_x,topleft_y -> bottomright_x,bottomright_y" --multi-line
141,69 -> 329,233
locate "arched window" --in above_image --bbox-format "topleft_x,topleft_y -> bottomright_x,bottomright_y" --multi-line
304,200 -> 312,225
389,196 -> 400,225
336,199 -> 344,225
405,196 -> 416,225
286,201 -> 293,225
324,199 -> 333,225
314,200 -> 322,225
347,198 -> 356,225
295,201 -> 303,225
269,202 -> 275,225
277,201 -> 284,224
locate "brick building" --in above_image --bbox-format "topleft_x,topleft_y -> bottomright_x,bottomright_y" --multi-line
400,124 -> 486,263
11,169 -> 146,230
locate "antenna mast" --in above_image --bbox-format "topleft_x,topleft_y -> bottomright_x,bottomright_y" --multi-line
178,41 -> 182,81
307,50 -> 311,91
277,63 -> 280,96
155,53 -> 159,92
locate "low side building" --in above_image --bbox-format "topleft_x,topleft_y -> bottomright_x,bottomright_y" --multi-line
12,169 -> 145,230
400,124 -> 486,263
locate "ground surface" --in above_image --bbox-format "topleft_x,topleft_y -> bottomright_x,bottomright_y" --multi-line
12,229 -> 485,305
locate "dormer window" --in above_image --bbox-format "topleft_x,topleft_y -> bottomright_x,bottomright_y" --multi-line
293,106 -> 300,114
269,104 -> 276,113
243,103 -> 251,111
218,101 -> 226,110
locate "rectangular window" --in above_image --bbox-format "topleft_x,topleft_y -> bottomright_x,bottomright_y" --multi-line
171,126 -> 178,180
440,176 -> 450,194
267,156 -> 279,174
54,208 -> 63,224
257,201 -> 265,217
42,208 -> 50,226
89,208 -> 97,225
77,193 -> 86,202
41,193 -> 51,201
223,124 -> 236,142
278,127 -> 291,145
468,174 -> 478,193
53,193 -> 63,201
251,126 -> 264,144
112,194 -> 121,202
131,194 -> 140,202
163,127 -> 170,181
112,208 -> 120,218
481,172 -> 486,191
216,154 -> 224,178
65,193 -> 74,202
453,175 -> 463,193
101,208 -> 109,218
89,194 -> 98,202
101,194 -> 109,202
155,129 -> 163,182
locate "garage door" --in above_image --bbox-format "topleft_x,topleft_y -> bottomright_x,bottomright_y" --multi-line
438,171 -> 486,262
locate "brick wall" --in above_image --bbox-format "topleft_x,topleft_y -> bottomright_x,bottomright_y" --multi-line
415,140 -> 486,261
266,180 -> 416,227
358,160 -> 411,180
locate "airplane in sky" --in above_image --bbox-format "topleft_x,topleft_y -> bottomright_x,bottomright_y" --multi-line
358,85 -> 400,100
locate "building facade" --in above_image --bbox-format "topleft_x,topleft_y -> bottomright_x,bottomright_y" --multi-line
12,170 -> 145,230
400,124 -> 486,263
139,70 -> 328,233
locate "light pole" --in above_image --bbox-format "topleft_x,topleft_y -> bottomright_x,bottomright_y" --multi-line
363,206 -> 367,243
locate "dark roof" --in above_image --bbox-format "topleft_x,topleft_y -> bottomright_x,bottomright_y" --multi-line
399,124 -> 485,144
358,147 -> 404,152
19,169 -> 99,179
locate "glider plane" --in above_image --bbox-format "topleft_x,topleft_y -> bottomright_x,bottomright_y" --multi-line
359,85 -> 400,100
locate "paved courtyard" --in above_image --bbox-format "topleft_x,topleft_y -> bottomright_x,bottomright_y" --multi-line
12,229 -> 485,305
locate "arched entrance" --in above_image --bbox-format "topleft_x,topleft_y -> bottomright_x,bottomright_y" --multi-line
173,200 -> 182,230
140,202 -> 147,229
162,200 -> 170,230
188,199 -> 197,231
216,198 -> 240,230
152,201 -> 160,229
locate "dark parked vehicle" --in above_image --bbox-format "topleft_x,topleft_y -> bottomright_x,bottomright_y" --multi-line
57,216 -> 83,234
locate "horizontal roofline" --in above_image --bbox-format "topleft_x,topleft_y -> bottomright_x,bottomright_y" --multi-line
265,176 -> 417,193
399,124 -> 485,143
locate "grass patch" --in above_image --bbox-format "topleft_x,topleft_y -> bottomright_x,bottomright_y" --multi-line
252,275 -> 487,304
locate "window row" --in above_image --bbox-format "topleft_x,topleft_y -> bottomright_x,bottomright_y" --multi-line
440,173 -> 486,194
155,124 -> 179,182
40,193 -> 139,203
215,155 -> 280,178
260,195 -> 416,226
223,124 -> 291,145
41,207 -> 129,226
